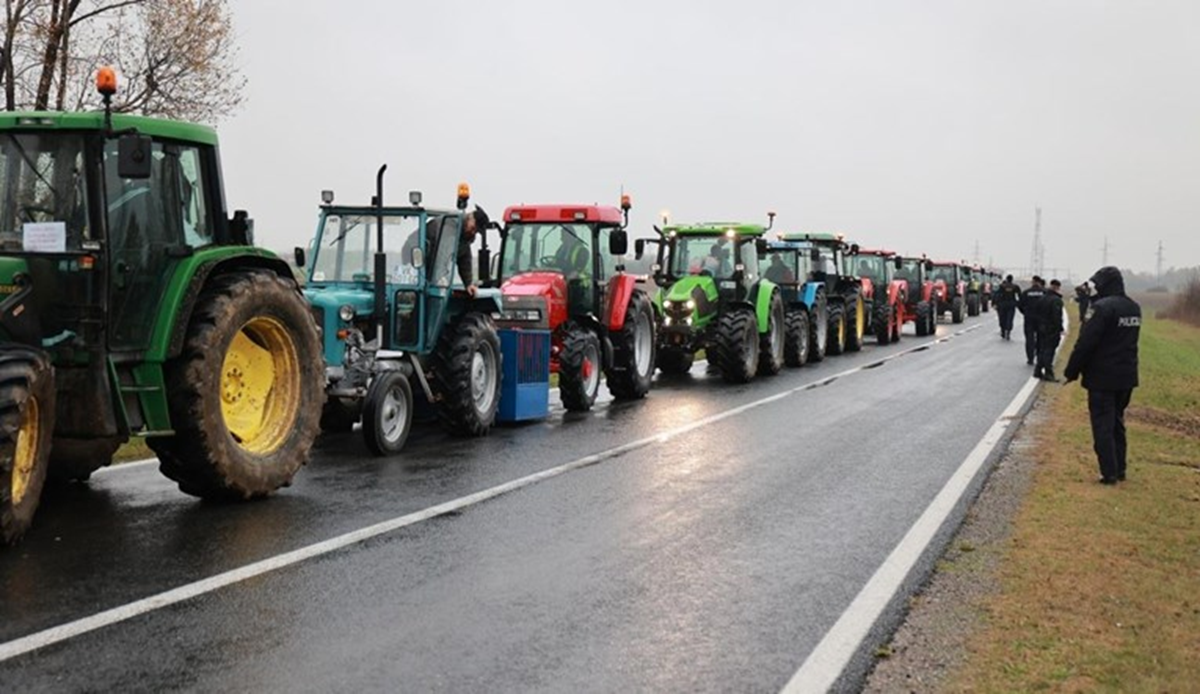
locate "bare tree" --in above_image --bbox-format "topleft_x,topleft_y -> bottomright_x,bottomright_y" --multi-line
2,0 -> 245,123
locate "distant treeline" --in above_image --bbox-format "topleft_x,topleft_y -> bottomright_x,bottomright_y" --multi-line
1119,266 -> 1200,293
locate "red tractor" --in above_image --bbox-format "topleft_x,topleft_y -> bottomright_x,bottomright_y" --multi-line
490,198 -> 656,411
894,256 -> 943,336
847,247 -> 908,343
929,261 -> 967,324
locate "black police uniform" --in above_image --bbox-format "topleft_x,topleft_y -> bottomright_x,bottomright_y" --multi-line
1035,286 -> 1064,380
994,279 -> 1020,339
1064,267 -> 1141,484
1017,282 -> 1046,364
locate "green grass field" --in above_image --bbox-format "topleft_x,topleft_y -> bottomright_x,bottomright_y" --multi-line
949,315 -> 1200,691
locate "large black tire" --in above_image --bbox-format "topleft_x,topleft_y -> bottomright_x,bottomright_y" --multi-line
845,293 -> 865,352
607,291 -> 656,400
319,398 -> 359,433
757,291 -> 785,376
873,301 -> 893,344
47,437 -> 122,483
0,347 -> 54,545
826,302 -> 847,356
784,308 -> 810,367
657,347 -> 694,375
952,296 -> 966,323
559,322 -> 602,412
966,294 -> 981,317
712,307 -> 759,383
150,270 -> 324,500
915,300 -> 933,336
808,293 -> 829,363
362,370 -> 413,456
429,312 -> 502,435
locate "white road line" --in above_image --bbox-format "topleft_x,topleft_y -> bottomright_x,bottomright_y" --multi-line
779,372 -> 1041,694
1,327 -> 981,662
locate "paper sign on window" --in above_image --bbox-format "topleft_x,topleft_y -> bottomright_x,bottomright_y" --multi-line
22,222 -> 67,252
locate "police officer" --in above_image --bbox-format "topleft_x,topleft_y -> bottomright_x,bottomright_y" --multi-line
1036,279 -> 1064,381
1017,276 -> 1046,365
1064,266 -> 1141,485
994,274 -> 1020,339
457,206 -> 489,297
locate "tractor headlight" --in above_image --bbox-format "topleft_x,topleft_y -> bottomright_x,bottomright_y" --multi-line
664,317 -> 673,326
664,300 -> 674,309
685,316 -> 693,326
338,304 -> 356,322
685,299 -> 696,310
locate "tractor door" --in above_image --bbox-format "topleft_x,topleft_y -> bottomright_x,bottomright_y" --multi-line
422,213 -> 460,347
104,139 -> 214,351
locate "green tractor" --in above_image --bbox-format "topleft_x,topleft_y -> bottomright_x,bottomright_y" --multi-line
0,69 -> 324,544
300,174 -> 504,456
641,217 -> 785,383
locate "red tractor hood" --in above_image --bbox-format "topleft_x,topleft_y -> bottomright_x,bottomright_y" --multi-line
501,272 -> 569,329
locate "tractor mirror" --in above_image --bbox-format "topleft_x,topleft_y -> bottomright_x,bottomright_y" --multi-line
634,238 -> 646,260
229,210 -> 254,245
294,246 -> 306,268
755,238 -> 769,258
610,229 -> 628,256
411,247 -> 424,268
894,256 -> 903,270
925,260 -> 934,271
850,243 -> 860,255
117,133 -> 152,179
477,248 -> 491,284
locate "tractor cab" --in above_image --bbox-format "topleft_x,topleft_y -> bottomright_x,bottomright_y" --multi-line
654,222 -> 770,305
776,232 -> 867,354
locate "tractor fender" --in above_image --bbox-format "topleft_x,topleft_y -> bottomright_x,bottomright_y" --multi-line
604,273 -> 639,332
859,277 -> 874,302
753,279 -> 779,334
888,279 -> 906,306
154,250 -> 297,362
801,281 -> 824,311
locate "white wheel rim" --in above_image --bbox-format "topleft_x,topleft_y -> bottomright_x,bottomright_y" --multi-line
770,308 -> 783,358
584,342 -> 601,396
633,311 -> 653,377
471,342 -> 498,414
380,383 -> 407,443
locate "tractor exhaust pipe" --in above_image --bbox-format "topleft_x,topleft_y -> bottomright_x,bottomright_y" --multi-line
373,164 -> 388,346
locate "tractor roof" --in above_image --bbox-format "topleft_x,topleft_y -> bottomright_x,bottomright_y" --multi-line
779,231 -> 848,246
930,260 -> 962,267
321,205 -> 462,217
665,222 -> 768,237
0,110 -> 217,145
503,204 -> 624,225
856,247 -> 898,257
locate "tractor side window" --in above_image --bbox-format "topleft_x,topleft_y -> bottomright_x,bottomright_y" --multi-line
176,146 -> 212,246
432,216 -> 459,288
595,226 -> 613,280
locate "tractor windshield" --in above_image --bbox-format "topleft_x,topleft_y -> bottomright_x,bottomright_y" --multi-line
310,212 -> 423,284
930,266 -> 958,284
501,223 -> 597,279
0,132 -> 91,252
670,235 -> 739,280
763,248 -> 799,284
851,255 -> 886,283
896,259 -> 924,282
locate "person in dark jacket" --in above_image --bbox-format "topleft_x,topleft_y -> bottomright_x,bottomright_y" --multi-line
1064,266 -> 1141,485
1036,279 -> 1065,381
1074,283 -> 1091,324
994,274 -> 1020,339
1017,276 -> 1046,364
456,206 -> 489,296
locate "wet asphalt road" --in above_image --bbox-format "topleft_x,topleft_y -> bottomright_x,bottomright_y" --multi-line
1,312 -> 1038,692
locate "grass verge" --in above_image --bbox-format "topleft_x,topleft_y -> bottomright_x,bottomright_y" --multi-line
949,315 -> 1200,691
113,437 -> 154,464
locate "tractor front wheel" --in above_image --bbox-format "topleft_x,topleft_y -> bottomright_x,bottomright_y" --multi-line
757,291 -> 785,376
0,347 -> 54,545
915,301 -> 933,336
362,371 -> 413,456
152,270 -> 324,500
952,296 -> 966,323
808,293 -> 829,363
874,302 -> 893,344
606,291 -> 656,400
827,302 -> 847,355
967,294 -> 981,317
784,308 -> 810,367
430,312 -> 502,435
657,347 -> 694,375
845,293 -> 865,352
713,307 -> 759,383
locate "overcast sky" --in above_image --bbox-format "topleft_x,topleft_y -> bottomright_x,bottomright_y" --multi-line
216,0 -> 1199,280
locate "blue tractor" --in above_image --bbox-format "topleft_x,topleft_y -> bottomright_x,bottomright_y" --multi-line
300,168 -> 504,456
763,239 -> 829,365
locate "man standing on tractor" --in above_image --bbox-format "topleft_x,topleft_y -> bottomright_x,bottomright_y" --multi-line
1036,279 -> 1065,381
458,206 -> 490,297
1018,276 -> 1046,365
995,274 -> 1020,340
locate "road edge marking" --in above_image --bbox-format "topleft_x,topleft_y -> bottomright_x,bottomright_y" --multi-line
779,373 -> 1041,694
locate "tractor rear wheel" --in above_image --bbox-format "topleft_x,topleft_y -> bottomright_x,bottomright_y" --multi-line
559,322 -> 602,411
607,291 -> 656,400
429,312 -> 501,435
713,307 -> 759,383
784,308 -> 810,367
915,300 -> 933,336
0,347 -> 54,545
808,294 -> 829,363
827,302 -> 847,355
892,304 -> 903,342
845,293 -> 865,352
657,347 -> 694,375
757,292 -> 785,376
951,296 -> 965,323
362,371 -> 413,456
874,302 -> 893,344
967,294 -> 980,317
47,437 -> 122,483
151,270 -> 324,500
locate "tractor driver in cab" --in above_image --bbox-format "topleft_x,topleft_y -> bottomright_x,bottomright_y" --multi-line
457,206 -> 489,297
553,227 -> 590,278
702,236 -> 731,276
764,253 -> 795,284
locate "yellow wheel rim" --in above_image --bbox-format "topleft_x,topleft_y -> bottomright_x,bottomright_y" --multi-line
838,315 -> 846,344
11,396 -> 39,506
220,316 -> 301,455
856,299 -> 866,338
